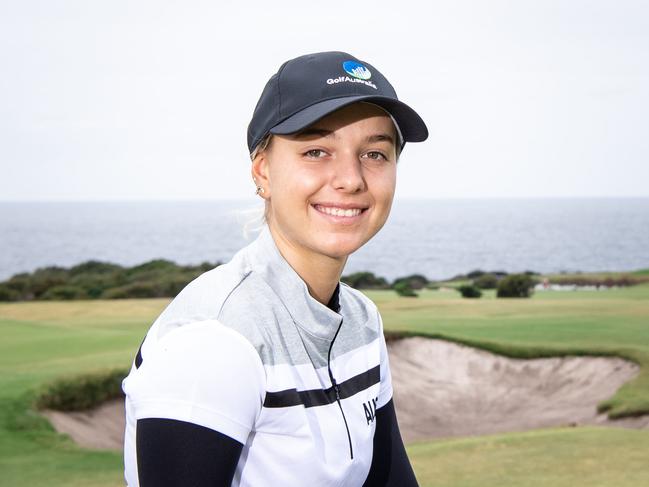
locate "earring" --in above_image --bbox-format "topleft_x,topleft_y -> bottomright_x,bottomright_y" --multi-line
253,177 -> 265,196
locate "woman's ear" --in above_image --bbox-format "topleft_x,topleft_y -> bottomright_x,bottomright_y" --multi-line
251,151 -> 270,199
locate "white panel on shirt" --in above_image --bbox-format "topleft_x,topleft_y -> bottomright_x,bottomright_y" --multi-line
123,320 -> 266,444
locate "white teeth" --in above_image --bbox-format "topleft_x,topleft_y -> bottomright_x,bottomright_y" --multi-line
314,205 -> 363,217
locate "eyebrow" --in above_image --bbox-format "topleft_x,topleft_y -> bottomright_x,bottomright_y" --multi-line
366,133 -> 395,146
292,128 -> 395,146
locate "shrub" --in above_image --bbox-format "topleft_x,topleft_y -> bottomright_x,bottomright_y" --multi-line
392,274 -> 429,290
466,269 -> 486,279
394,281 -> 418,297
29,266 -> 69,298
1,274 -> 35,300
69,260 -> 123,276
451,270 -> 508,281
125,259 -> 178,279
548,275 -> 648,287
6,273 -> 31,293
102,282 -> 162,299
0,284 -> 20,302
458,284 -> 483,298
197,261 -> 216,273
0,259 -> 220,302
41,285 -> 88,300
473,273 -> 498,289
69,273 -> 118,298
497,273 -> 537,298
341,271 -> 389,289
36,369 -> 128,411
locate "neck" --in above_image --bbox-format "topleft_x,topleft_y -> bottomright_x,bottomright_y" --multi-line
268,224 -> 346,307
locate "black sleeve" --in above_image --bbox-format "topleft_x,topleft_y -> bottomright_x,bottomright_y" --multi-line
363,399 -> 419,487
136,418 -> 244,487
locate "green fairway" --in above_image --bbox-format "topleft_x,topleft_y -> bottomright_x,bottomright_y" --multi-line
409,427 -> 649,487
0,300 -> 163,487
1,284 -> 648,486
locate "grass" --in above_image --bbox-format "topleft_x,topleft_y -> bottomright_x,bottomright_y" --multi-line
409,427 -> 649,487
0,300 -> 162,487
0,283 -> 648,486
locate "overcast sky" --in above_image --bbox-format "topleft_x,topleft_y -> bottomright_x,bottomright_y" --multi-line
1,0 -> 647,201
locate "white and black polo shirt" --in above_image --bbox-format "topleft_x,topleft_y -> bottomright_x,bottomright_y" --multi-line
122,223 -> 394,486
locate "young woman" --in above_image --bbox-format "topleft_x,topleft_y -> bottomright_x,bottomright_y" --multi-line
122,51 -> 428,486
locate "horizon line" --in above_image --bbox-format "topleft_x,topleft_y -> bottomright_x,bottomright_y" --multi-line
1,195 -> 649,204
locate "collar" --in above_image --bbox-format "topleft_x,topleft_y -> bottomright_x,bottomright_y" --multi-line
244,224 -> 343,341
326,282 -> 341,313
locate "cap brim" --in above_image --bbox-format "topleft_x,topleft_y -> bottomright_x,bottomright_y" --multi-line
269,95 -> 428,143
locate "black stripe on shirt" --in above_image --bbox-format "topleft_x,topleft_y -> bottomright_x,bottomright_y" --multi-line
134,336 -> 145,369
263,365 -> 380,408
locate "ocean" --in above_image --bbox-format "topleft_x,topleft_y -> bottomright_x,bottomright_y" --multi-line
1,198 -> 647,282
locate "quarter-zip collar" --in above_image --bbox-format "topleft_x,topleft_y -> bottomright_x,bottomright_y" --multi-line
245,224 -> 343,342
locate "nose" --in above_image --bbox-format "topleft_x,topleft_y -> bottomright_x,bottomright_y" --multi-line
331,152 -> 366,193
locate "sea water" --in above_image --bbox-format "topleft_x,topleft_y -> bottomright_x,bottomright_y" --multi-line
1,198 -> 647,281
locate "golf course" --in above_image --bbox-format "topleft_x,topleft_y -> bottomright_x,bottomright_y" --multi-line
1,274 -> 648,486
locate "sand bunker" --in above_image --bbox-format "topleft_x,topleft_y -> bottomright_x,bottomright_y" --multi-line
44,398 -> 126,450
43,337 -> 648,450
391,338 -> 647,443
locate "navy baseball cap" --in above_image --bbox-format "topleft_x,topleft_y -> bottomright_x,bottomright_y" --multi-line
247,51 -> 428,154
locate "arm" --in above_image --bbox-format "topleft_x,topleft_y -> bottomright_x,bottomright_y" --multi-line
126,320 -> 266,487
363,399 -> 418,487
136,418 -> 243,486
364,309 -> 419,486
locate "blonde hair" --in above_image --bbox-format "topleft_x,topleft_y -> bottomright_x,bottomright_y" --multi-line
250,133 -> 273,162
250,134 -> 274,227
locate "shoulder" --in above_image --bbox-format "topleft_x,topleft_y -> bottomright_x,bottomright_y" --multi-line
218,270 -> 280,328
151,252 -> 251,337
216,270 -> 291,366
132,319 -> 266,386
134,248 -> 273,369
157,319 -> 262,365
124,319 -> 266,442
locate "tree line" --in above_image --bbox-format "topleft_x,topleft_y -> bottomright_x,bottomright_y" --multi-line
0,260 -> 645,302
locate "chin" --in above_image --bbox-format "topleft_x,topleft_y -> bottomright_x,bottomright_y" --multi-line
315,233 -> 368,259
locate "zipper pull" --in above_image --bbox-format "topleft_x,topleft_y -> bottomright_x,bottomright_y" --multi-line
332,378 -> 341,400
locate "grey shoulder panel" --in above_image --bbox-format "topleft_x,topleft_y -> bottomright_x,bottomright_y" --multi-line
152,254 -> 250,340
217,272 -> 311,367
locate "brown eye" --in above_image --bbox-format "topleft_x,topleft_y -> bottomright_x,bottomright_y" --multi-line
364,151 -> 387,161
304,149 -> 327,158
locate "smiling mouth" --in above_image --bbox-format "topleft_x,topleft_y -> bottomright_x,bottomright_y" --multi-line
312,204 -> 368,218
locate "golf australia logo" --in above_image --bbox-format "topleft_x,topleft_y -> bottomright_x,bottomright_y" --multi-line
326,60 -> 378,90
343,61 -> 371,80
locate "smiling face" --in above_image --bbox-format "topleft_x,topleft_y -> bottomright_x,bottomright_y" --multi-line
251,102 -> 398,265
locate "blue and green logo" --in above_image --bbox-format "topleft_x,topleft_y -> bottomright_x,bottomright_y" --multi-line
342,61 -> 372,80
